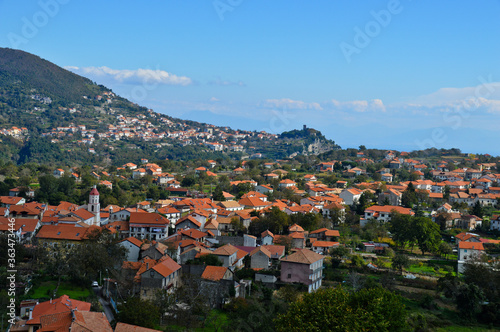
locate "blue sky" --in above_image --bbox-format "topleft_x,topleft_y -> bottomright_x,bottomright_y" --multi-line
1,0 -> 500,154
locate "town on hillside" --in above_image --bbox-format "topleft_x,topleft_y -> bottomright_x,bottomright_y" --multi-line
1,148 -> 500,331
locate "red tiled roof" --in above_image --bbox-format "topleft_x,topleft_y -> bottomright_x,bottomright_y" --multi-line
72,208 -> 95,221
312,241 -> 339,248
459,242 -> 484,250
213,243 -> 239,256
36,225 -> 98,241
115,322 -> 162,332
151,256 -> 181,278
121,237 -> 143,248
129,212 -> 169,226
281,248 -> 324,265
180,228 -> 207,239
26,295 -> 91,325
201,266 -> 228,281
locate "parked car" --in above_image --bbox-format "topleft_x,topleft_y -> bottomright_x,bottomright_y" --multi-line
404,274 -> 417,279
92,281 -> 99,287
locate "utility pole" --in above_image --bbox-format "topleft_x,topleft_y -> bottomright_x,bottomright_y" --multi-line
106,268 -> 109,298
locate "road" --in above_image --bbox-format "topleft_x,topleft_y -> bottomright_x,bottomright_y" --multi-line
93,286 -> 115,322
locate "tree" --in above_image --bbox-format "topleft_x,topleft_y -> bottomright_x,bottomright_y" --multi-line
212,185 -> 225,201
274,287 -> 407,332
389,213 -> 415,249
435,211 -> 452,231
471,201 -> 484,218
248,207 -> 290,235
65,228 -> 127,283
329,246 -> 349,260
117,297 -> 160,328
355,191 -> 375,215
186,254 -> 222,266
456,283 -> 485,321
291,212 -> 321,231
328,207 -> 344,226
392,254 -> 409,274
414,217 -> 440,255
401,182 -> 417,208
438,242 -> 453,259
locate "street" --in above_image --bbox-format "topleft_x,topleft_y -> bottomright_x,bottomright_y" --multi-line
93,286 -> 115,323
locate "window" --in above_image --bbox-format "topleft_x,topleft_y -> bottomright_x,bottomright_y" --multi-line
287,274 -> 291,279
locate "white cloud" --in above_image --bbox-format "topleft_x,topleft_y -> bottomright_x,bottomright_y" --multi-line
410,80 -> 500,106
209,97 -> 220,102
262,98 -> 323,110
330,98 -> 386,112
65,66 -> 192,86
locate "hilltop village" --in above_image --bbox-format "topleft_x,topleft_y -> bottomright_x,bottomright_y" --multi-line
2,148 -> 500,331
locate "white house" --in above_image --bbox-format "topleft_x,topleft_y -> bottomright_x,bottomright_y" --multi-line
339,188 -> 362,206
457,241 -> 484,273
119,237 -> 143,262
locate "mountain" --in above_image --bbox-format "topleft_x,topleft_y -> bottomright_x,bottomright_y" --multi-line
0,48 -> 103,105
0,48 -> 339,166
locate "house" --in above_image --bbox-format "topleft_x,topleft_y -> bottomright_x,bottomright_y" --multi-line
362,205 -> 414,226
175,215 -> 201,232
249,246 -> 272,269
0,196 -> 26,206
256,184 -> 274,195
157,173 -> 175,185
129,212 -> 170,240
156,206 -> 181,224
36,224 -> 98,247
491,215 -> 500,231
218,201 -> 244,211
139,256 -> 182,299
53,168 -> 65,178
262,244 -> 286,260
280,249 -> 325,293
279,179 -> 297,188
241,191 -> 269,202
0,217 -> 41,242
119,237 -> 143,262
222,191 -> 236,201
457,241 -> 484,273
123,163 -> 138,170
261,230 -> 274,245
381,173 -> 393,182
201,265 -> 233,281
238,197 -> 270,210
304,174 -> 317,182
207,160 -> 217,168
203,219 -> 220,237
339,188 -> 362,205
290,232 -> 305,249
308,228 -> 340,241
311,240 -> 339,254
99,180 -> 113,190
455,232 -> 481,244
456,215 -> 482,231
288,224 -> 304,233
378,189 -> 402,206
26,295 -> 91,331
322,202 -> 346,223
132,168 -> 147,179
212,243 -> 239,268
